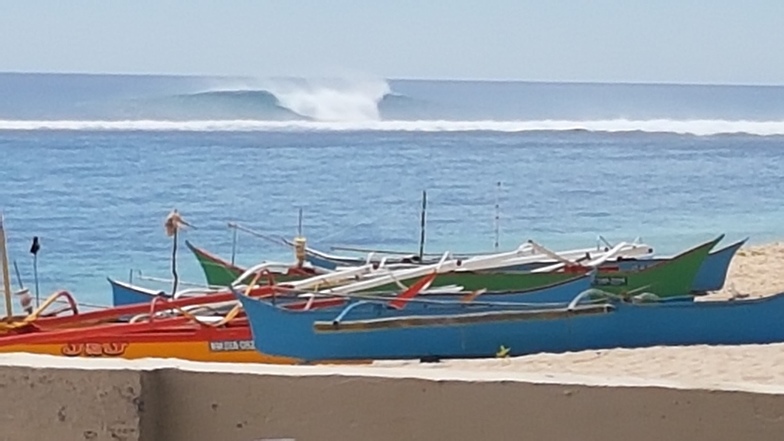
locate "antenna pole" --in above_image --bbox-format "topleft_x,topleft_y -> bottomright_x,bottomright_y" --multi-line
494,181 -> 501,251
230,225 -> 238,266
418,191 -> 427,261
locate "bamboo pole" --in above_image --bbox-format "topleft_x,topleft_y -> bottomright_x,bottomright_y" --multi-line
0,214 -> 13,318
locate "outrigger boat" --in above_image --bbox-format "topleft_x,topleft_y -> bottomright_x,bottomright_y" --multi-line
189,235 -> 741,295
186,237 -> 655,287
182,236 -> 723,304
234,279 -> 784,363
113,242 -> 603,306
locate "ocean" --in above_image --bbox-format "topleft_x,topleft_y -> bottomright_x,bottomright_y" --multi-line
0,72 -> 783,307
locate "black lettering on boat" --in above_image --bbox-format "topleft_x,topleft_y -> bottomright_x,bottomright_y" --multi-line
208,340 -> 255,352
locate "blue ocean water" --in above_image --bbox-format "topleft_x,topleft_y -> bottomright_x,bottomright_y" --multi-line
0,73 -> 783,308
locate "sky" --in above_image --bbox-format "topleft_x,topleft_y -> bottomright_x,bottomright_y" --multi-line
1,1 -> 783,84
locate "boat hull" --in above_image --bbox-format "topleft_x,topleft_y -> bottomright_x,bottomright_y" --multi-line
0,324 -> 295,363
109,278 -> 164,306
238,290 -> 784,363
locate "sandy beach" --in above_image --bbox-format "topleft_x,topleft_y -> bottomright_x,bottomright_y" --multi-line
368,241 -> 784,388
709,241 -> 784,299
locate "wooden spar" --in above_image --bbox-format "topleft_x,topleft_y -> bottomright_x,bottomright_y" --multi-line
232,261 -> 380,292
530,242 -> 631,273
320,244 -> 537,296
419,190 -> 427,261
227,222 -> 288,248
230,225 -> 238,266
584,242 -> 630,267
497,241 -> 653,268
527,240 -> 579,266
134,271 -> 222,290
0,215 -> 12,318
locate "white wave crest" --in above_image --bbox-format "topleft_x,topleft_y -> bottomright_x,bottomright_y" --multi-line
1,119 -> 784,136
200,76 -> 390,122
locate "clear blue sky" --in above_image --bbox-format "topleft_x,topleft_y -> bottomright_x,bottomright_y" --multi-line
2,1 -> 783,84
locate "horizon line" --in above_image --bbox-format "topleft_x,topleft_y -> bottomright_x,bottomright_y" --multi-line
0,69 -> 783,88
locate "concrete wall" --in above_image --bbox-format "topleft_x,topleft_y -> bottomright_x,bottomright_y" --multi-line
1,363 -> 784,441
0,366 -> 143,441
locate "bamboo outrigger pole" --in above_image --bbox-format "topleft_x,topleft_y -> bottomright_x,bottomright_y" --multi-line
0,214 -> 13,318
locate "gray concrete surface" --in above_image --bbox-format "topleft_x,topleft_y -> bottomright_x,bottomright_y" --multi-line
0,361 -> 783,441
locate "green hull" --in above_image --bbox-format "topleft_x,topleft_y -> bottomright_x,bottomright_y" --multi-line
422,235 -> 717,297
188,236 -> 720,298
186,241 -> 303,287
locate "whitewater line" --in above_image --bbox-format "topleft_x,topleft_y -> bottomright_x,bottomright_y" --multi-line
1,119 -> 784,136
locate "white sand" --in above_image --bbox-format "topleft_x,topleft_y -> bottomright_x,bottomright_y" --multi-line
709,241 -> 784,299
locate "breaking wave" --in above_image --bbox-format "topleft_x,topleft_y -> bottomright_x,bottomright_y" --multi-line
160,77 -> 396,122
3,118 -> 784,136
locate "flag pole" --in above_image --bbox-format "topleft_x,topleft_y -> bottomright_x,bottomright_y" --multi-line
30,236 -> 40,307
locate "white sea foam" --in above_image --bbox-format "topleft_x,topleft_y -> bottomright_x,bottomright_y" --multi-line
1,118 -> 784,136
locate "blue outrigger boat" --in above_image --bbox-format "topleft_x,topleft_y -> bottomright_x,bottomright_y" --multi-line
108,278 -> 168,307
109,270 -> 597,307
235,287 -> 784,363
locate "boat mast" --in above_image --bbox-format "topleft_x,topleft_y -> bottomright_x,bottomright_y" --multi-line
418,190 -> 427,261
294,207 -> 306,267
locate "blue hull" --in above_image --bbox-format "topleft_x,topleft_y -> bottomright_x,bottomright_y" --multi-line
107,277 -> 167,306
691,239 -> 746,292
238,290 -> 784,362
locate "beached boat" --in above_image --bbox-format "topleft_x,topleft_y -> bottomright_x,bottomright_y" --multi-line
187,238 -> 653,286
509,238 -> 745,293
186,240 -> 322,287
276,237 -> 741,294
189,236 -> 721,300
235,285 -> 784,363
109,269 -> 597,310
0,316 -> 294,363
0,264 -> 596,363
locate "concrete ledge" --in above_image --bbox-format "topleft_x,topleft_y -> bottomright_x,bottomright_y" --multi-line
0,354 -> 783,441
0,366 -> 143,441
